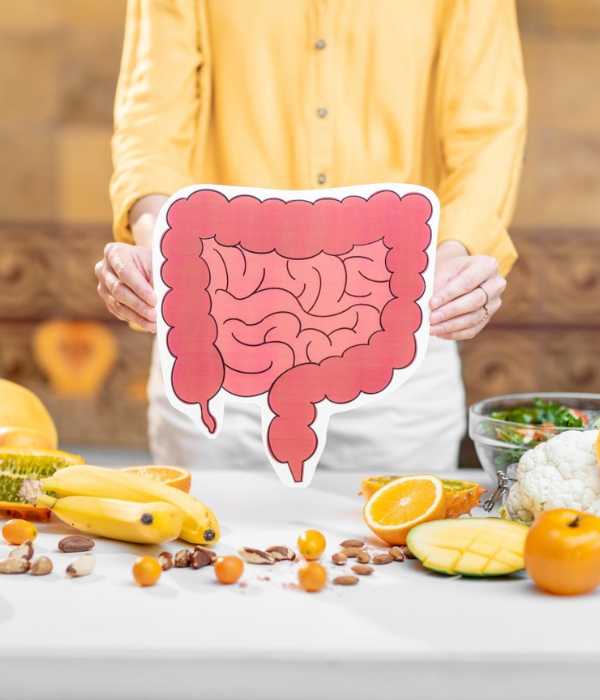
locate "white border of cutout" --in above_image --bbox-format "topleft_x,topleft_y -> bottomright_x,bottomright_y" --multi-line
153,183 -> 439,487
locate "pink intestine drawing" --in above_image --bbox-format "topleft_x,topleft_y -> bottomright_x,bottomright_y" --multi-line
154,185 -> 438,486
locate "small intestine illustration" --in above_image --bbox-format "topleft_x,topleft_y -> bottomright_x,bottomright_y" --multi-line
156,186 -> 437,486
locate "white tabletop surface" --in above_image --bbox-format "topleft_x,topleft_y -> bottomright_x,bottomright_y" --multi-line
2,468 -> 600,700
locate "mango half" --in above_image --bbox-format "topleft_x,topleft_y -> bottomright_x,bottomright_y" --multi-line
406,517 -> 529,577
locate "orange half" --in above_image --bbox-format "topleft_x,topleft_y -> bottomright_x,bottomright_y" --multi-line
122,466 -> 192,493
363,475 -> 446,545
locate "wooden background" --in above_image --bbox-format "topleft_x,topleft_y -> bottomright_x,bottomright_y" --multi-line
1,1 -> 599,465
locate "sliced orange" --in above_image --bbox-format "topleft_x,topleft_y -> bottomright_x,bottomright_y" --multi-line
363,475 -> 446,545
122,466 -> 192,493
360,475 -> 485,518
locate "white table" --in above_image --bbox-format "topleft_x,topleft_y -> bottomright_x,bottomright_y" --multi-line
2,468 -> 600,700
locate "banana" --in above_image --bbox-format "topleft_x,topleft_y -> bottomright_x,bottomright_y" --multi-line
38,494 -> 183,544
38,465 -> 220,545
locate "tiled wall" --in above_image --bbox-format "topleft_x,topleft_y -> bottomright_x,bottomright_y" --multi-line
1,0 -> 599,463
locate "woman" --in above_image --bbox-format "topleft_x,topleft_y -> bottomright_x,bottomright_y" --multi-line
96,1 -> 526,473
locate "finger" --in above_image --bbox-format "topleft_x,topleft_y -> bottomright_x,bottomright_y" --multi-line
430,256 -> 498,309
105,243 -> 156,307
481,274 -> 507,303
106,290 -> 156,333
97,280 -> 127,321
433,319 -> 488,341
429,287 -> 485,326
103,267 -> 156,322
433,298 -> 502,341
430,306 -> 488,336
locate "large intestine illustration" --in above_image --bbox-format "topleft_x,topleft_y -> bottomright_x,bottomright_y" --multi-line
155,185 -> 438,486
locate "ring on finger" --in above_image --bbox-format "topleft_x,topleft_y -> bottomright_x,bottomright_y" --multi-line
482,304 -> 489,320
478,284 -> 489,308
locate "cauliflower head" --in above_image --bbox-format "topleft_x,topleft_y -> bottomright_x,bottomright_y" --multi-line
506,429 -> 600,522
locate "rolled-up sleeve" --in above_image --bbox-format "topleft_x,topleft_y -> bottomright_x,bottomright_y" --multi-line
436,0 -> 527,276
110,0 -> 202,243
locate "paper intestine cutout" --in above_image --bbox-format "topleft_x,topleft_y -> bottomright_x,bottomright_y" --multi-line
154,184 -> 438,486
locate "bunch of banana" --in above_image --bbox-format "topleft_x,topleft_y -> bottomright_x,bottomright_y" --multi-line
25,465 -> 220,546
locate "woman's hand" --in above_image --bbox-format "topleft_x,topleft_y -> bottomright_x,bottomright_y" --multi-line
429,240 -> 506,340
95,243 -> 157,332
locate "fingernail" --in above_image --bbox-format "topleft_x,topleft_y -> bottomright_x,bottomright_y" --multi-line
430,311 -> 441,324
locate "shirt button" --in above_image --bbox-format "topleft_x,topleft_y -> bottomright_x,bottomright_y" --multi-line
317,173 -> 327,185
316,107 -> 328,119
314,39 -> 326,50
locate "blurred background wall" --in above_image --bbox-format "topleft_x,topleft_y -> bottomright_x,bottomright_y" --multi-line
1,1 -> 599,464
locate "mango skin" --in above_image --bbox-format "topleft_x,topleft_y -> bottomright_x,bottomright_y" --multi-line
406,517 -> 529,577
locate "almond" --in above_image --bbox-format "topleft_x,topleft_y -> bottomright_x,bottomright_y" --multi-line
333,575 -> 359,586
372,553 -> 393,565
331,552 -> 347,565
351,564 -> 374,576
340,539 -> 365,549
390,546 -> 405,562
356,551 -> 371,564
239,547 -> 275,565
341,546 -> 364,558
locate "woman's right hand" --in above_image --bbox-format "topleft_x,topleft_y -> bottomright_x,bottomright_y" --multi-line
95,242 -> 157,333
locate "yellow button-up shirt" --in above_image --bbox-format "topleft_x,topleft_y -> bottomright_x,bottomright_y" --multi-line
111,0 -> 527,275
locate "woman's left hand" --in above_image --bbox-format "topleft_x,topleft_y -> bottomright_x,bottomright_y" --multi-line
429,240 -> 506,340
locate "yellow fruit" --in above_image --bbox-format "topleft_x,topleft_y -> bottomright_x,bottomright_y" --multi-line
214,556 -> 244,584
38,494 -> 183,544
363,475 -> 446,545
360,475 -> 485,517
122,466 -> 192,493
0,427 -> 53,450
133,556 -> 162,586
2,518 -> 37,545
298,562 -> 327,592
39,465 -> 219,545
297,529 -> 326,560
0,379 -> 57,450
407,517 -> 529,576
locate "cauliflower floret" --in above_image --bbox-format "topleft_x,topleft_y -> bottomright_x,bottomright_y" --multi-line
506,429 -> 600,522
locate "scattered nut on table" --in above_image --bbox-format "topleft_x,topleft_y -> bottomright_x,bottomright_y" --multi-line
331,552 -> 347,565
8,541 -> 34,561
174,549 -> 192,568
190,548 -> 213,569
0,557 -> 30,574
372,553 -> 393,565
30,556 -> 53,576
390,546 -> 405,562
341,547 -> 364,559
266,545 -> 296,562
66,554 -> 95,578
158,551 -> 173,571
351,564 -> 374,576
239,547 -> 275,565
356,551 -> 371,564
333,575 -> 359,586
59,535 -> 95,553
340,539 -> 365,549
194,546 -> 217,564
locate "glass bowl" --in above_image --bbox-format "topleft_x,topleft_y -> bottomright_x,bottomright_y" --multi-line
469,392 -> 600,482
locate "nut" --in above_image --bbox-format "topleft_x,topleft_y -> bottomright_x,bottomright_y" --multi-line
190,547 -> 213,569
341,546 -> 364,558
0,557 -> 30,574
333,575 -> 359,586
58,535 -> 95,553
390,546 -> 405,562
351,564 -> 374,576
265,545 -> 296,562
331,552 -> 348,566
340,539 -> 365,549
239,547 -> 275,565
372,553 -> 393,565
356,551 -> 371,564
66,554 -> 95,578
9,541 -> 34,561
174,549 -> 192,567
158,552 -> 173,571
400,545 -> 415,559
194,546 -> 217,564
30,556 -> 53,576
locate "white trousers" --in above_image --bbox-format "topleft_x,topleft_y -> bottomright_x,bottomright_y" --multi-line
148,336 -> 466,474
